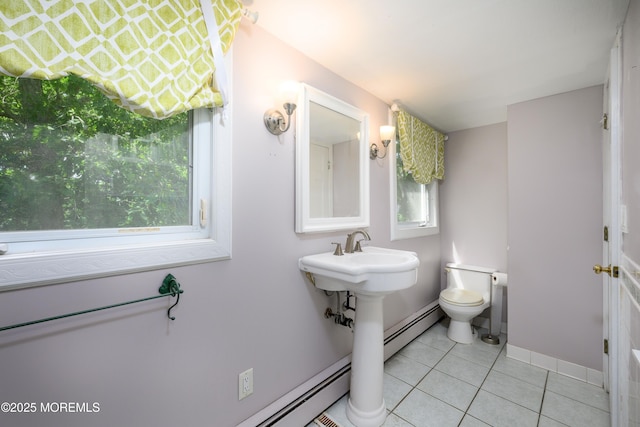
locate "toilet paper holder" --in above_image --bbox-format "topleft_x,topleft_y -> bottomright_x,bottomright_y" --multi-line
481,272 -> 507,345
481,284 -> 500,345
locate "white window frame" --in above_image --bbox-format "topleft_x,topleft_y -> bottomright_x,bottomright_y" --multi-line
0,53 -> 234,290
389,134 -> 439,241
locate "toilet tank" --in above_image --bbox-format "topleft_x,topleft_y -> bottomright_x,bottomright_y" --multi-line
445,263 -> 497,300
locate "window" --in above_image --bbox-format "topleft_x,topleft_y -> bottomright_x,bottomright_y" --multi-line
0,74 -> 231,289
390,138 -> 439,240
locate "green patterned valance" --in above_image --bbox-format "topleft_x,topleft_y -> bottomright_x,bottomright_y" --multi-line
0,0 -> 243,119
397,110 -> 445,184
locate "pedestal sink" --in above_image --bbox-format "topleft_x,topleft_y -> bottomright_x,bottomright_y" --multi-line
299,247 -> 419,427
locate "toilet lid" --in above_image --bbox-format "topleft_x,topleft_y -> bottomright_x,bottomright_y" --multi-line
441,288 -> 484,306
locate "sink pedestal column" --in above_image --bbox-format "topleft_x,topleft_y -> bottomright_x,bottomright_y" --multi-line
346,293 -> 387,427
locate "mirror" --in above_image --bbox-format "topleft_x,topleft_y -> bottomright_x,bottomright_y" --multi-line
295,84 -> 370,233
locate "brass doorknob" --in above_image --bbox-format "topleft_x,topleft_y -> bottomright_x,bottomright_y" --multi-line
593,264 -> 618,277
593,264 -> 611,275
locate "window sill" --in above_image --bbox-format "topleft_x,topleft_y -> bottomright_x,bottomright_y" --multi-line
391,225 -> 439,241
0,239 -> 231,291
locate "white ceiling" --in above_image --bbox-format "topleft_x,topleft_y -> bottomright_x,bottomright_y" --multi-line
244,0 -> 628,132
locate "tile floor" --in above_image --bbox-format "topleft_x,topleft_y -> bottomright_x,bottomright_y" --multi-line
309,320 -> 610,427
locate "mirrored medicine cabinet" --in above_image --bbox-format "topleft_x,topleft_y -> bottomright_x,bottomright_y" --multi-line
295,84 -> 370,233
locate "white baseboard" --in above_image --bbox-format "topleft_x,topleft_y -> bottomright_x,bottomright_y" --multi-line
506,343 -> 604,387
238,301 -> 442,427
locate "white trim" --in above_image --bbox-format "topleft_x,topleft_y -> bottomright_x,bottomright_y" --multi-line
607,30 -> 622,425
0,50 -> 234,290
0,240 -> 228,290
506,344 -> 605,387
295,84 -> 370,234
621,255 -> 640,306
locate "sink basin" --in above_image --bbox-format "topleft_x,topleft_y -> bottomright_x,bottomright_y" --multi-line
298,246 -> 419,295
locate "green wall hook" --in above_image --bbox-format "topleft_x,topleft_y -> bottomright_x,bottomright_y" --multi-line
159,274 -> 183,320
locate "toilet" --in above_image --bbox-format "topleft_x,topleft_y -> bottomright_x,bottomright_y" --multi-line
439,263 -> 497,344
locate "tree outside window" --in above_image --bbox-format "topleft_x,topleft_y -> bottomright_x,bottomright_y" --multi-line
0,75 -> 190,233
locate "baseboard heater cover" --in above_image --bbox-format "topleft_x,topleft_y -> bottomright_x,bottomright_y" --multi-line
384,305 -> 442,346
239,302 -> 442,427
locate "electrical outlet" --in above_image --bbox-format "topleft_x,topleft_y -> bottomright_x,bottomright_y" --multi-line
238,368 -> 253,400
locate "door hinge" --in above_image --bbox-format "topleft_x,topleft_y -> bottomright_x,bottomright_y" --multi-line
604,226 -> 609,242
603,113 -> 609,130
604,339 -> 609,355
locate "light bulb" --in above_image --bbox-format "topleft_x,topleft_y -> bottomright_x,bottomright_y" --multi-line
380,125 -> 395,143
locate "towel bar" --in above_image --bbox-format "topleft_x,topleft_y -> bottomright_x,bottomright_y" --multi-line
0,274 -> 183,332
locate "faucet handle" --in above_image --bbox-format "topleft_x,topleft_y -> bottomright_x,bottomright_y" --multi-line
331,242 -> 344,256
354,239 -> 365,252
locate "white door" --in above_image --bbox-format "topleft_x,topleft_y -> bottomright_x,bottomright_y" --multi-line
598,32 -> 621,425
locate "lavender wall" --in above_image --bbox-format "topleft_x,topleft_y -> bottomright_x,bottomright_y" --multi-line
440,123 -> 508,272
0,23 -> 441,427
439,123 -> 509,324
507,86 -> 604,370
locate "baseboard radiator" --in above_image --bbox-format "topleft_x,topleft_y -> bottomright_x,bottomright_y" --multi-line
238,301 -> 443,427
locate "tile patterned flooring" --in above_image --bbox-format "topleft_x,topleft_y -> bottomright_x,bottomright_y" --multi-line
309,321 -> 611,427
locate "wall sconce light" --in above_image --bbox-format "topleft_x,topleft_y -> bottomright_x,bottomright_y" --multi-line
370,125 -> 395,159
264,81 -> 299,135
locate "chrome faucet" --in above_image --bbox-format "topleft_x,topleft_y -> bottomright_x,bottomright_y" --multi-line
345,229 -> 371,253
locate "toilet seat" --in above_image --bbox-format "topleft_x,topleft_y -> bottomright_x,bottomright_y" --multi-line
440,288 -> 484,306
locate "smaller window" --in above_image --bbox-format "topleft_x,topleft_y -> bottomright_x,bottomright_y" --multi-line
390,138 -> 439,240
